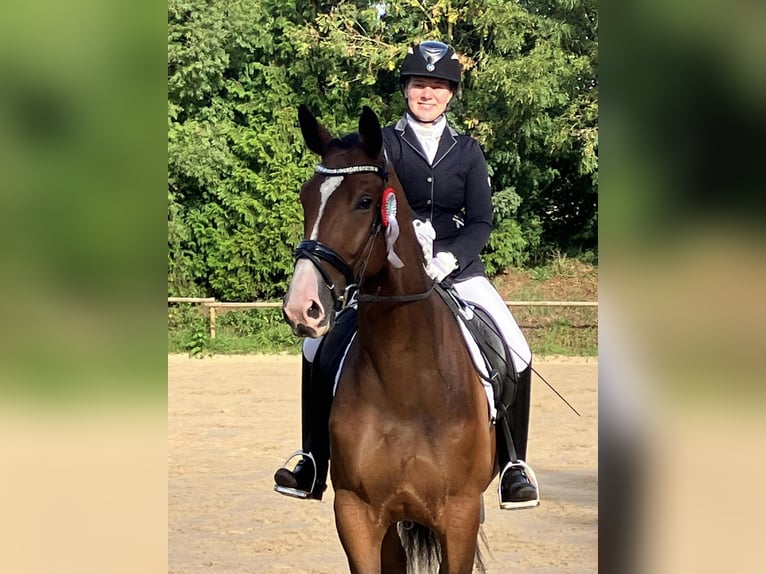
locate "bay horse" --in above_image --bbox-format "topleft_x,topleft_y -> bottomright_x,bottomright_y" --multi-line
282,105 -> 495,574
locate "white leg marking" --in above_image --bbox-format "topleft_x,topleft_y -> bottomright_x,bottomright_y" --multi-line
310,176 -> 344,240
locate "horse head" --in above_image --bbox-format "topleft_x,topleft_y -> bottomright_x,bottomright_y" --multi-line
283,106 -> 425,338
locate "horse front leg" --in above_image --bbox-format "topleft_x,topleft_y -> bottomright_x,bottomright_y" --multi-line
334,489 -> 385,574
437,495 -> 482,574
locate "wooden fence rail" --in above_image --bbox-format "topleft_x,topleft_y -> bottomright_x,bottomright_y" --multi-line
169,298 -> 598,339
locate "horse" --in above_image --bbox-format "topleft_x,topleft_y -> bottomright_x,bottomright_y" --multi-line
282,105 -> 495,574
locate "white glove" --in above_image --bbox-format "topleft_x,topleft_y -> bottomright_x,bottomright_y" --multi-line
425,251 -> 458,282
412,219 -> 435,263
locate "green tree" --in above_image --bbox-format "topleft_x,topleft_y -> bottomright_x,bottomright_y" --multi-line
168,0 -> 312,299
168,0 -> 598,299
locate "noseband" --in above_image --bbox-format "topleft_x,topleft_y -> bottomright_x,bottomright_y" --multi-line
294,162 -> 387,311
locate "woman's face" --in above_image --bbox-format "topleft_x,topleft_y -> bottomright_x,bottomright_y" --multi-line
405,76 -> 454,123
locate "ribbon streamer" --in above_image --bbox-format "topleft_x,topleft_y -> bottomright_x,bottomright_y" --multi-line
381,188 -> 404,268
385,216 -> 404,268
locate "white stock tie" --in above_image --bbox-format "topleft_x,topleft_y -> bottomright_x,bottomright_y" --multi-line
407,115 -> 446,165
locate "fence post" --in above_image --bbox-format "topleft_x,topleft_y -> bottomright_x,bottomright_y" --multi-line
209,306 -> 217,339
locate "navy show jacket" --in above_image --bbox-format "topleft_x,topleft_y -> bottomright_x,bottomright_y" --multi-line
382,116 -> 493,282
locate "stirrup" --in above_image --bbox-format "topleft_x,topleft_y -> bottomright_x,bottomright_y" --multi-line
273,450 -> 317,500
498,460 -> 540,510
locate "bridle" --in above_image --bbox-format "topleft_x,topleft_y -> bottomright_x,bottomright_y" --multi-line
293,162 -> 387,312
293,161 -> 435,311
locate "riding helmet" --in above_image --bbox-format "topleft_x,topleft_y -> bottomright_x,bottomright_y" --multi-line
400,41 -> 462,89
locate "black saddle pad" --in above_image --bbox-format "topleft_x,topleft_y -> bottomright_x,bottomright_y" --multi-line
434,284 -> 519,411
315,306 -> 358,387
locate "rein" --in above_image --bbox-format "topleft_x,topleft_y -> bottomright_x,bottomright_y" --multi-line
356,282 -> 435,304
295,161 -> 434,310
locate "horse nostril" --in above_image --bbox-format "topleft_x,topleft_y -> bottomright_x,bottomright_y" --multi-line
307,301 -> 321,319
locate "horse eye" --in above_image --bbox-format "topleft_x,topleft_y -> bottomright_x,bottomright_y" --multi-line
356,196 -> 373,210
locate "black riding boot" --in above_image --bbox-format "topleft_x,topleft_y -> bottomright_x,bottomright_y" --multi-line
273,306 -> 358,501
273,356 -> 331,500
497,364 -> 539,509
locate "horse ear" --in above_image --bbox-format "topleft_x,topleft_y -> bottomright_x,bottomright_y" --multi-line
358,106 -> 383,159
298,105 -> 332,156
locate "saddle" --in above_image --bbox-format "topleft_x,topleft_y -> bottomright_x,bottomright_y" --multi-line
434,282 -> 519,417
315,286 -> 520,417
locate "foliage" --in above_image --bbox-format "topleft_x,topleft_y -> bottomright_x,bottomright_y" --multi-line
167,306 -> 301,355
167,0 -> 598,300
186,328 -> 211,358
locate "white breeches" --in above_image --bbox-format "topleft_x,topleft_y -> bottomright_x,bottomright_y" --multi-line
452,276 -> 532,373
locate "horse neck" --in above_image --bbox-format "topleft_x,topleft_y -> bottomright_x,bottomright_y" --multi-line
355,246 -> 459,403
362,184 -> 432,301
353,189 -> 473,404
357,205 -> 441,350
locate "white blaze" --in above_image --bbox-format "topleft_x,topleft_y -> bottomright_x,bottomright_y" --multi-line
310,176 -> 344,240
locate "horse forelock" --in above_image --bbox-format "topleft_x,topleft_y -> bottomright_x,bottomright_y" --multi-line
322,132 -> 384,166
332,133 -> 359,148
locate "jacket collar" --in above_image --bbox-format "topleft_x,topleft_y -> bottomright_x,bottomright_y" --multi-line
394,116 -> 459,167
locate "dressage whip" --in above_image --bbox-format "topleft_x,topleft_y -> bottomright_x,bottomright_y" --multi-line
449,286 -> 583,418
530,364 -> 582,417
507,345 -> 582,417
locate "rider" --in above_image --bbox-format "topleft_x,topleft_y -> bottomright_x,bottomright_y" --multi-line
274,41 -> 539,509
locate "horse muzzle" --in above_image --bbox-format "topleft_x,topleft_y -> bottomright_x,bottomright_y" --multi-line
282,304 -> 334,338
282,259 -> 336,338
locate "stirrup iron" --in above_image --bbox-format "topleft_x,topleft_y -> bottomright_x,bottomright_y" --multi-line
273,450 -> 318,499
498,460 -> 540,510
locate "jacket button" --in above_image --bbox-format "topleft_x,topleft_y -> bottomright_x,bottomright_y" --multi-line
427,177 -> 433,183
426,200 -> 432,205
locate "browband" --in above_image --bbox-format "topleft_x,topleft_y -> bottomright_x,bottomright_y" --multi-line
315,163 -> 388,181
